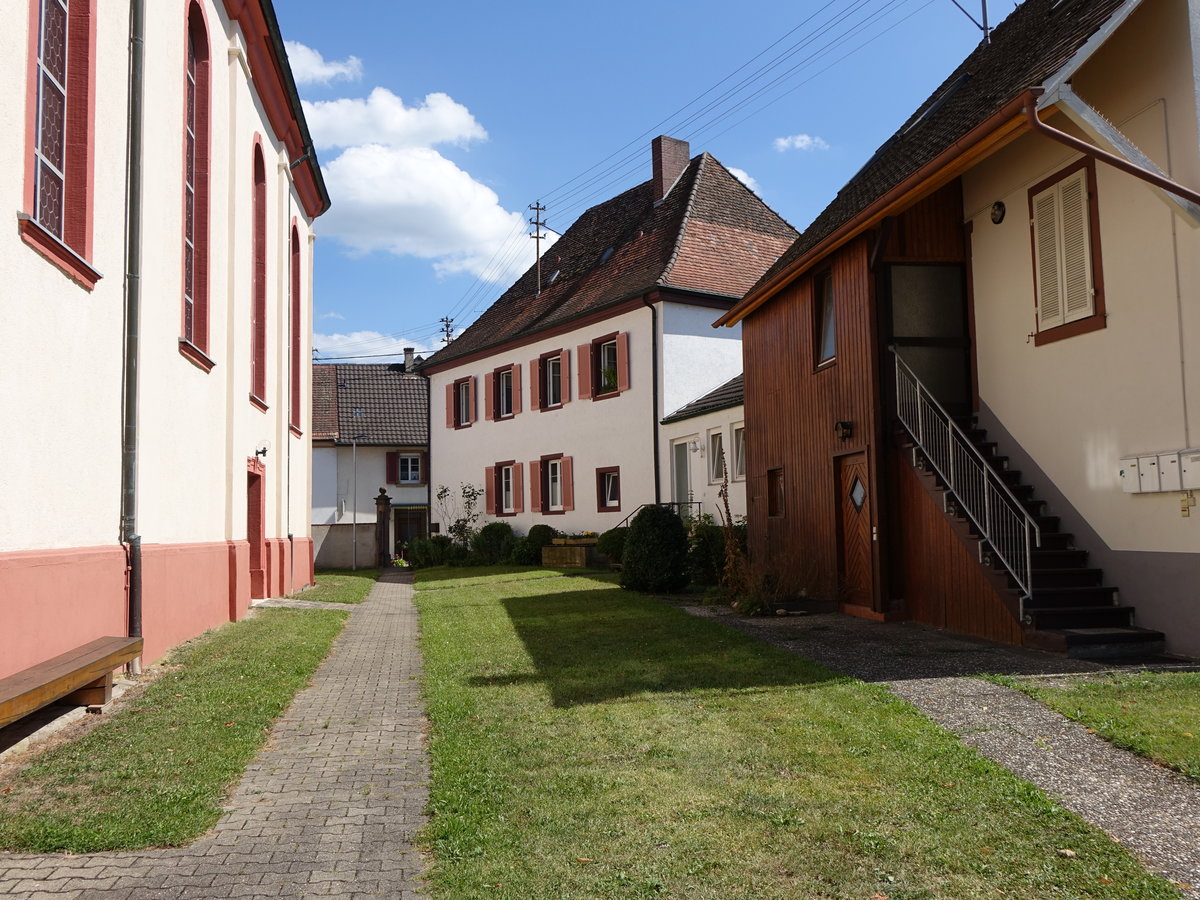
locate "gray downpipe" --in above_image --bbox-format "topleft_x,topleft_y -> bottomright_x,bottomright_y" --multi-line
643,297 -> 661,503
121,0 -> 147,659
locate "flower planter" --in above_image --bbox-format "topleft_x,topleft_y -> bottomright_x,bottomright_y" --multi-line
551,538 -> 598,547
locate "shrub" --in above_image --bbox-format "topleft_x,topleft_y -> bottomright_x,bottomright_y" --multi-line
509,537 -> 539,565
596,527 -> 628,562
526,524 -> 557,552
620,505 -> 689,593
472,521 -> 516,563
407,534 -> 454,568
687,520 -> 725,586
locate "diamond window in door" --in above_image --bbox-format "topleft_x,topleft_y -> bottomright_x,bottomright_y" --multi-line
849,476 -> 866,511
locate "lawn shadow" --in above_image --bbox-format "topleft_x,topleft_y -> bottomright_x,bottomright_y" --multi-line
481,586 -> 847,708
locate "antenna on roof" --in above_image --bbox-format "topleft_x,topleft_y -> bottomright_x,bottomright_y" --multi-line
529,201 -> 548,296
439,317 -> 454,344
948,0 -> 991,44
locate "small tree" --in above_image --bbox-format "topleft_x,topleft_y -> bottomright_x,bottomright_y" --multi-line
435,482 -> 484,550
620,505 -> 689,593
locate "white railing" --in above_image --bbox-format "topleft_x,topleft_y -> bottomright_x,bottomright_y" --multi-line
892,349 -> 1040,614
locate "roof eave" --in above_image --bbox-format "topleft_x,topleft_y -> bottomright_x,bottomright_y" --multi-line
716,89 -> 1038,327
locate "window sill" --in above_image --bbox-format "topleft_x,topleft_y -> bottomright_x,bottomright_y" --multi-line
18,215 -> 101,291
249,394 -> 269,412
179,339 -> 216,373
453,422 -> 472,430
539,508 -> 566,516
289,424 -> 303,438
1033,313 -> 1106,346
591,389 -> 621,402
814,358 -> 836,373
539,403 -> 563,412
598,505 -> 622,513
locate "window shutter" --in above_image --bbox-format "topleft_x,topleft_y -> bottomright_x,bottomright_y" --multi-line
512,364 -> 522,414
1033,185 -> 1064,330
445,383 -> 455,428
419,451 -> 428,486
468,376 -> 477,423
386,452 -> 399,485
562,350 -> 572,404
513,463 -> 524,513
530,460 -> 542,512
1059,170 -> 1093,323
562,456 -> 574,511
616,332 -> 631,392
577,344 -> 592,399
485,372 -> 495,421
484,466 -> 496,515
530,359 -> 541,409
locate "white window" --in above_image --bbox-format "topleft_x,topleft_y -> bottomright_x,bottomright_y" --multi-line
546,355 -> 562,407
456,380 -> 471,426
1031,165 -> 1096,331
732,425 -> 746,480
398,454 -> 421,484
709,430 -> 725,483
498,368 -> 514,417
601,470 -> 620,508
598,339 -> 619,393
501,465 -> 515,513
816,272 -> 836,365
547,459 -> 563,510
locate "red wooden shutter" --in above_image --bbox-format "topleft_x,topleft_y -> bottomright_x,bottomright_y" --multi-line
512,364 -> 522,414
468,377 -> 477,423
445,383 -> 455,428
616,332 -> 631,392
386,452 -> 399,484
562,456 -> 574,511
484,466 -> 496,515
484,372 -> 495,421
530,359 -> 541,410
513,463 -> 524,513
419,451 -> 428,485
530,460 -> 542,512
562,350 -> 572,404
577,344 -> 592,399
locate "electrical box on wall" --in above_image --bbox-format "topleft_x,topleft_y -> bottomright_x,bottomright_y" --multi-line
1121,449 -> 1199,493
1183,449 -> 1200,490
1120,456 -> 1141,493
1159,452 -> 1182,492
1138,455 -> 1161,493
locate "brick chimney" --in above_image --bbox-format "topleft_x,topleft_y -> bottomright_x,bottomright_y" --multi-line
403,347 -> 415,370
652,136 -> 690,203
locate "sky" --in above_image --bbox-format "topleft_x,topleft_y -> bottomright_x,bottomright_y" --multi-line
273,0 -> 1015,364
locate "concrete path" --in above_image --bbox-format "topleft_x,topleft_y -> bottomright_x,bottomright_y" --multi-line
0,571 -> 429,900
678,603 -> 1200,898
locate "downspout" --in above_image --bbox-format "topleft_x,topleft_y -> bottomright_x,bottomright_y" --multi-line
286,186 -> 294,595
121,0 -> 147,670
1025,101 -> 1200,208
643,296 -> 661,503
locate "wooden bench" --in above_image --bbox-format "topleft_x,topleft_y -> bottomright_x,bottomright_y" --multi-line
0,636 -> 143,730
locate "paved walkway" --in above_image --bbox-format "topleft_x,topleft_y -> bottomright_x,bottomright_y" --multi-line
678,603 -> 1200,898
0,571 -> 429,900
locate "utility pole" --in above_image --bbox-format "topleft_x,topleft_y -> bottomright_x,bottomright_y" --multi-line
439,316 -> 454,344
948,0 -> 991,44
529,201 -> 547,296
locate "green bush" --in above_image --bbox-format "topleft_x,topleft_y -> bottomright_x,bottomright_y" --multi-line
472,521 -> 516,563
596,527 -> 628,562
687,522 -> 725,586
526,524 -> 557,551
509,537 -> 540,565
407,534 -> 455,568
620,505 -> 689,593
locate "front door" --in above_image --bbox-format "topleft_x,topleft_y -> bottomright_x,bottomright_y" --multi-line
247,468 -> 266,599
836,452 -> 873,609
672,441 -> 691,512
393,507 -> 427,552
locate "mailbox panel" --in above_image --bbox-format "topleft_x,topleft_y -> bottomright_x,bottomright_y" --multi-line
1158,452 -> 1183,492
1138,455 -> 1161,493
1182,449 -> 1200,490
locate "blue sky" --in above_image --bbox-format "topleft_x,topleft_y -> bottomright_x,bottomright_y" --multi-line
274,1 -> 1011,362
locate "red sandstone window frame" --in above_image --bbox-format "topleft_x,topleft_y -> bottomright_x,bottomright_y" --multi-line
529,453 -> 574,515
531,348 -> 569,411
577,332 -> 630,401
20,0 -> 100,290
596,466 -> 621,513
448,376 -> 476,428
484,460 -> 522,517
179,1 -> 213,372
249,140 -> 268,409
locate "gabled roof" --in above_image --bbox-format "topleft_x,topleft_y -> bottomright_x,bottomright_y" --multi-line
726,0 -> 1129,321
421,152 -> 796,371
312,363 -> 428,446
662,373 -> 744,425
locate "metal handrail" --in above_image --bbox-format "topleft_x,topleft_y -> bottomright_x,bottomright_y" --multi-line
891,348 -> 1040,615
615,501 -> 701,530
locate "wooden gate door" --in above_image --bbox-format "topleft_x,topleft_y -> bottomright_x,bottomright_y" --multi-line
836,453 -> 873,609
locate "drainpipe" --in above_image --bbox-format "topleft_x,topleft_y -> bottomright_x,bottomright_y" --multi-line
121,0 -> 147,671
1025,101 -> 1200,208
643,296 -> 661,503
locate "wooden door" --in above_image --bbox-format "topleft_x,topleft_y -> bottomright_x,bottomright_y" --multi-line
247,469 -> 266,599
836,453 -> 873,609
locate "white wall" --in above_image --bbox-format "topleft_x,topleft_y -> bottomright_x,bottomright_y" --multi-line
660,302 -> 743,416
660,409 -> 747,523
313,448 -> 339,525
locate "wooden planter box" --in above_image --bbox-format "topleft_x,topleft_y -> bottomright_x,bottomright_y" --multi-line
551,538 -> 597,546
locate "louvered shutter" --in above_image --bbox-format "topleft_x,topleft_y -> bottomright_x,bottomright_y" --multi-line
577,344 -> 592,399
484,466 -> 496,515
484,372 -> 495,421
561,350 -> 572,404
512,365 -> 522,414
562,456 -> 574,511
1033,186 -> 1063,330
445,383 -> 455,428
467,377 -> 477,423
1059,170 -> 1093,323
530,359 -> 541,410
386,452 -> 399,484
616,332 -> 631,392
513,463 -> 524,513
530,460 -> 542,512
419,451 -> 428,486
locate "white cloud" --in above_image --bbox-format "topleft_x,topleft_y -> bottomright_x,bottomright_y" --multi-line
285,41 -> 363,86
774,133 -> 831,152
727,167 -> 760,194
312,331 -> 435,362
303,88 -> 486,151
318,311 -> 345,321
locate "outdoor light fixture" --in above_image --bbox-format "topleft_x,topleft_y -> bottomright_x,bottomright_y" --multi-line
834,421 -> 853,441
255,440 -> 271,458
990,201 -> 1006,224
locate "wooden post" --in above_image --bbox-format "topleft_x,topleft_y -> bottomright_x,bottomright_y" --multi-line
375,488 -> 392,568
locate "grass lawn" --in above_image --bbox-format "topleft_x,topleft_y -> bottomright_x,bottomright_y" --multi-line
414,564 -> 580,591
0,608 -> 347,852
416,570 -> 1180,900
302,568 -> 380,603
1004,670 -> 1200,781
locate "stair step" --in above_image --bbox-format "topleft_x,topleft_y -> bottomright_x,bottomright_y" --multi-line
1035,514 -> 1061,531
1032,547 -> 1088,567
1027,585 -> 1117,608
1037,531 -> 1073,550
1031,568 -> 1103,589
1000,469 -> 1022,485
1024,626 -> 1167,660
1026,605 -> 1135,630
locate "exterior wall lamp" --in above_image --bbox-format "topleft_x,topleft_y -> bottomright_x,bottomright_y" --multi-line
834,421 -> 853,441
255,440 -> 271,458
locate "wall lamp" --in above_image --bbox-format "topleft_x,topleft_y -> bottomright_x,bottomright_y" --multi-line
255,440 -> 271,458
834,421 -> 853,441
